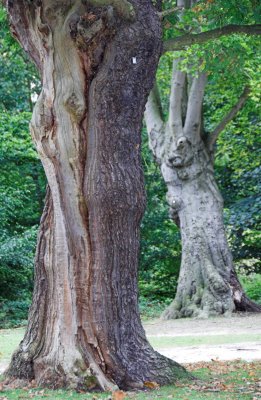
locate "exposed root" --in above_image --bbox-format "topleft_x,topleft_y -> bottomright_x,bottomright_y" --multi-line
231,268 -> 261,313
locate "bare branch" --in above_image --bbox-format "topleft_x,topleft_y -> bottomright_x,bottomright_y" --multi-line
89,0 -> 135,20
158,6 -> 183,19
144,83 -> 165,159
207,86 -> 250,149
163,24 -> 261,53
145,83 -> 164,132
184,73 -> 207,140
168,59 -> 186,136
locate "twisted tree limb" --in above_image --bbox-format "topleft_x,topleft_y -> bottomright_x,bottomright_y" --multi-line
207,86 -> 250,150
163,24 -> 261,53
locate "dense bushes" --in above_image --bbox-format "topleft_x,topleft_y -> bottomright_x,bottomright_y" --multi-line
239,274 -> 261,304
139,132 -> 181,301
0,112 -> 45,328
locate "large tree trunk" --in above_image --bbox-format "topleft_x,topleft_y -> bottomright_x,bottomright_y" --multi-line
5,0 -> 186,390
161,136 -> 261,319
161,139 -> 256,319
145,64 -> 261,320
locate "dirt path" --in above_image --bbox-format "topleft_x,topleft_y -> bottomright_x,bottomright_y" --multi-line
1,313 -> 261,374
144,313 -> 261,363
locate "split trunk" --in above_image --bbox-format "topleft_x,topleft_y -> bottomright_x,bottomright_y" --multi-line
6,0 -> 185,390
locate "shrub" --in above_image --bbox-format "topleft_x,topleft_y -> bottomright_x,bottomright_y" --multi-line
239,273 -> 261,304
0,299 -> 31,328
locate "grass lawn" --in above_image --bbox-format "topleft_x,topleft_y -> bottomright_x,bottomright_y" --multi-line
0,328 -> 24,365
149,333 -> 261,348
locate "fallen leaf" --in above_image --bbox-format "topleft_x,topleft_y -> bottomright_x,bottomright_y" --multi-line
112,390 -> 126,400
144,381 -> 160,389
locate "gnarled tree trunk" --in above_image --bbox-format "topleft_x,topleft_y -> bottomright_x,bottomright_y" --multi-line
145,61 -> 261,319
5,0 -> 186,390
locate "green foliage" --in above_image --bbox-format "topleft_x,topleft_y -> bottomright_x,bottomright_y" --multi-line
0,299 -> 31,328
0,7 -> 40,112
0,112 -> 44,327
0,226 -> 37,302
139,297 -> 172,320
239,273 -> 261,304
0,6 -> 44,327
211,98 -> 261,271
0,112 -> 45,232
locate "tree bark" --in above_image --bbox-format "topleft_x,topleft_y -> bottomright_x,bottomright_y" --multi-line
5,0 -> 186,390
145,62 -> 261,319
161,139 -> 236,319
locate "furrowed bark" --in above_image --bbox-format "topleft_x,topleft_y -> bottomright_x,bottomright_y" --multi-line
6,0 -> 186,390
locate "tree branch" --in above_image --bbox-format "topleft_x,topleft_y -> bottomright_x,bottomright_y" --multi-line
207,86 -> 250,149
163,24 -> 261,53
144,83 -> 165,160
168,59 -> 186,136
158,6 -> 183,19
89,0 -> 135,20
184,72 -> 207,140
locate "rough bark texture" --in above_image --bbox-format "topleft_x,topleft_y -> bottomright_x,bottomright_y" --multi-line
145,60 -> 261,319
6,0 -> 186,391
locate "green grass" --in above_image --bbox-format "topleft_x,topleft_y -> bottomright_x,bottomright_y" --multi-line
139,298 -> 171,320
149,333 -> 261,348
0,360 -> 260,399
0,328 -> 24,364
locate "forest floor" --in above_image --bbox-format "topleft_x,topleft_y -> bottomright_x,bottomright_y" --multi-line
144,312 -> 261,364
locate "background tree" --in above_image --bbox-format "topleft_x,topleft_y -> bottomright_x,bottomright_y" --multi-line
145,0 -> 261,318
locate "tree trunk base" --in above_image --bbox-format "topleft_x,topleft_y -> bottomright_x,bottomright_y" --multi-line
4,348 -> 188,391
231,269 -> 261,313
162,274 -> 261,320
161,299 -> 234,320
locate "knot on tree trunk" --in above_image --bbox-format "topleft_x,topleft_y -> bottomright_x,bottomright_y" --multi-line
69,6 -> 116,51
